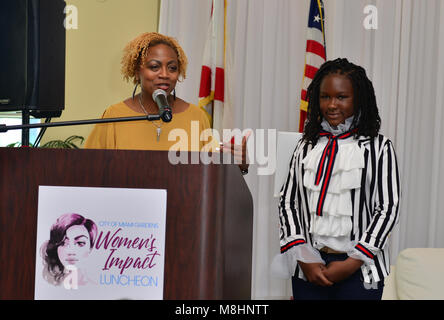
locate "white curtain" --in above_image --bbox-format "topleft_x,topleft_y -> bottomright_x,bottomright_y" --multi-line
324,0 -> 444,255
158,0 -> 212,106
160,0 -> 444,299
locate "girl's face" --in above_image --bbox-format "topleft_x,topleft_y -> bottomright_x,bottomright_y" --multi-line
57,225 -> 92,268
319,73 -> 355,127
138,43 -> 180,97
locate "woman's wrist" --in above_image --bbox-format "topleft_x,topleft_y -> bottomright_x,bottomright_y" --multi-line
239,164 -> 249,175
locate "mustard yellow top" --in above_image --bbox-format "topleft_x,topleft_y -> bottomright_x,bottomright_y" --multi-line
84,101 -> 216,151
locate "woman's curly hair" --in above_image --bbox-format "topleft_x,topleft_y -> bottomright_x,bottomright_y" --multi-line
303,58 -> 381,144
121,32 -> 188,84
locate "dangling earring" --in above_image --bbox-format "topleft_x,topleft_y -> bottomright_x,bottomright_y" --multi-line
173,88 -> 176,101
132,82 -> 139,101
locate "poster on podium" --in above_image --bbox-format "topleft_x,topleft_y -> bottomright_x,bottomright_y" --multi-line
34,186 -> 167,300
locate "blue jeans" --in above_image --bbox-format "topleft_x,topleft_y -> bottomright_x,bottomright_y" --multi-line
292,252 -> 384,300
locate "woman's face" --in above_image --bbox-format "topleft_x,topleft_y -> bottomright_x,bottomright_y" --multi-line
319,73 -> 355,127
138,43 -> 180,97
57,225 -> 92,268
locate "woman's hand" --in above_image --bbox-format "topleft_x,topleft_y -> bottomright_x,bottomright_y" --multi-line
323,257 -> 363,283
221,131 -> 252,172
298,261 -> 334,287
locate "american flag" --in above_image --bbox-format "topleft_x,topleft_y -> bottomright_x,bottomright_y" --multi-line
299,0 -> 327,132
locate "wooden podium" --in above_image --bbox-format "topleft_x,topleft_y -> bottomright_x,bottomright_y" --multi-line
0,147 -> 253,300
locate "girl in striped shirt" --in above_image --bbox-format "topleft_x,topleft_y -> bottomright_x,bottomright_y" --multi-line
279,58 -> 400,300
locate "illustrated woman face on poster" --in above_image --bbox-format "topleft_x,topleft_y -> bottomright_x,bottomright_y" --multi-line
40,213 -> 98,287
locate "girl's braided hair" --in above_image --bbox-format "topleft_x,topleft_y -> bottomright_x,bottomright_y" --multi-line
303,58 -> 381,144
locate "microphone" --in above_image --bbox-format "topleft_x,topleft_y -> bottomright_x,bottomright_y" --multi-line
152,89 -> 172,123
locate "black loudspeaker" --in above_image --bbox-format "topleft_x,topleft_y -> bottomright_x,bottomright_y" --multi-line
0,0 -> 66,118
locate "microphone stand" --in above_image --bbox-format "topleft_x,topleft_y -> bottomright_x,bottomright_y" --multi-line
0,114 -> 162,146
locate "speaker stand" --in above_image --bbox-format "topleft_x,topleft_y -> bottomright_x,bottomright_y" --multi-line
21,109 -> 30,147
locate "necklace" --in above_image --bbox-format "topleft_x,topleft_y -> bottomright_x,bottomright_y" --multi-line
138,94 -> 162,142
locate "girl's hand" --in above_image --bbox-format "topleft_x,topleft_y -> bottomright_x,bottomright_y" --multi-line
323,258 -> 363,283
298,261 -> 334,287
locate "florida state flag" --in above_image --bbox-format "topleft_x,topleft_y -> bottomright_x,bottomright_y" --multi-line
198,0 -> 226,132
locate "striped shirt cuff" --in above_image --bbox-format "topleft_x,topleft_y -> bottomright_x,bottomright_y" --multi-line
280,239 -> 306,253
355,243 -> 375,259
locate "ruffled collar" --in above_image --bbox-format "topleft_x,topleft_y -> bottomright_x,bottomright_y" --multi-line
321,116 -> 355,136
302,121 -> 365,238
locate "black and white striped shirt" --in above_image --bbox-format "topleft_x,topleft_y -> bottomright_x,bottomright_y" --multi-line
279,134 -> 400,283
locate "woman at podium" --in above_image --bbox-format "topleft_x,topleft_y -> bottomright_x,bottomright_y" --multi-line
84,32 -> 248,174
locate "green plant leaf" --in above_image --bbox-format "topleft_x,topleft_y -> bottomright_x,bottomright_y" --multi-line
5,135 -> 84,149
